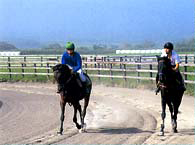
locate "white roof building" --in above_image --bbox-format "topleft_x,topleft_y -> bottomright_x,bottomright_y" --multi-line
116,49 -> 162,54
0,51 -> 20,56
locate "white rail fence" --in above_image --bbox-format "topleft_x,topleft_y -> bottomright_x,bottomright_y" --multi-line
0,55 -> 194,84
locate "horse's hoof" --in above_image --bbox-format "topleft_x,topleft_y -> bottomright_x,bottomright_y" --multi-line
82,123 -> 87,130
79,128 -> 84,133
57,131 -> 63,135
158,131 -> 164,136
173,128 -> 178,133
79,124 -> 87,133
76,124 -> 81,129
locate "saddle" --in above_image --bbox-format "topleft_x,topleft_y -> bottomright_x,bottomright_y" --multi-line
57,73 -> 91,95
155,71 -> 186,95
74,73 -> 91,95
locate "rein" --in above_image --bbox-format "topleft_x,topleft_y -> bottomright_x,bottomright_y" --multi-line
157,81 -> 167,89
159,83 -> 167,89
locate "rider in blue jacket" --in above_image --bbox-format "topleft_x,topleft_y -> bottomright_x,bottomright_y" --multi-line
58,42 -> 89,93
61,46 -> 82,73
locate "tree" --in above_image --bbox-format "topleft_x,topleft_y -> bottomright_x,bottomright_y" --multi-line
43,43 -> 62,50
0,41 -> 18,51
175,38 -> 194,52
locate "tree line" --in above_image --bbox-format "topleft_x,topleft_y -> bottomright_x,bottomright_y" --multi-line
0,37 -> 194,55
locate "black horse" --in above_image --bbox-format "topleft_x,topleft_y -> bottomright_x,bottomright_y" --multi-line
52,64 -> 92,134
156,56 -> 185,136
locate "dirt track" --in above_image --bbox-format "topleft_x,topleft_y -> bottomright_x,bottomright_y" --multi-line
0,82 -> 194,145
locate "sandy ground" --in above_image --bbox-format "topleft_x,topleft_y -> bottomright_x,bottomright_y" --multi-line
0,82 -> 194,145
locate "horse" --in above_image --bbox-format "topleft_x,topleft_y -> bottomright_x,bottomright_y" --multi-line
52,64 -> 92,134
156,56 -> 185,136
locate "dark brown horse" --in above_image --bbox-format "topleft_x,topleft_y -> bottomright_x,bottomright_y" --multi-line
52,64 -> 92,134
156,56 -> 185,136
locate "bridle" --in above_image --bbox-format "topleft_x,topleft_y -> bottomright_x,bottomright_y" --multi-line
157,81 -> 167,89
55,70 -> 74,92
157,60 -> 169,91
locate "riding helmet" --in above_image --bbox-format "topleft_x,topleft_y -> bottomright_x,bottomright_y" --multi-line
164,42 -> 173,50
66,42 -> 75,50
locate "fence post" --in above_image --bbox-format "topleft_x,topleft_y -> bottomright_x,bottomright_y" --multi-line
94,56 -> 97,68
84,57 -> 88,74
8,57 -> 12,79
84,63 -> 88,74
21,63 -> 25,78
110,63 -> 113,81
123,63 -> 127,82
47,63 -> 50,79
98,63 -> 100,81
34,63 -> 37,77
184,55 -> 188,86
41,56 -> 43,67
107,56 -> 110,69
120,57 -> 123,69
137,57 -> 141,83
149,64 -> 153,81
24,56 -> 26,67
57,56 -> 60,62
104,57 -> 107,68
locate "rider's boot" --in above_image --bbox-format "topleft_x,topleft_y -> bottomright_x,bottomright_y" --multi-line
57,84 -> 62,93
155,86 -> 160,95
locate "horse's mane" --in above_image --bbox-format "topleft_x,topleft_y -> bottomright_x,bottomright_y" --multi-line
52,64 -> 71,73
52,64 -> 72,85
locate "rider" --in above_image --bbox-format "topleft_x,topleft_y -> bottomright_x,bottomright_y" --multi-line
57,42 -> 89,93
160,42 -> 186,91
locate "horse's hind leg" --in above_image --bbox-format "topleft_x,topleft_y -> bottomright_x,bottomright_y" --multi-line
81,96 -> 89,130
172,91 -> 184,133
172,104 -> 178,133
58,95 -> 66,135
77,102 -> 86,132
166,100 -> 174,131
73,103 -> 81,130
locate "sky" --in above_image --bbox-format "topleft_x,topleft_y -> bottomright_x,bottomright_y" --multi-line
0,0 -> 194,48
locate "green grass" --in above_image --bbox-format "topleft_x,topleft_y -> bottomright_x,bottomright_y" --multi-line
0,63 -> 194,96
0,72 -> 194,96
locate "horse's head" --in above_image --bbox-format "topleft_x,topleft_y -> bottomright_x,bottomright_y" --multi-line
52,64 -> 72,84
157,56 -> 172,86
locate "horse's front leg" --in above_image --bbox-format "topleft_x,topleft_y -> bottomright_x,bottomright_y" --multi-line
73,103 -> 81,130
58,94 -> 66,135
160,95 -> 166,136
77,102 -> 85,133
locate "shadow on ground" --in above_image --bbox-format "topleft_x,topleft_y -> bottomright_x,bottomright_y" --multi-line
87,127 -> 155,135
